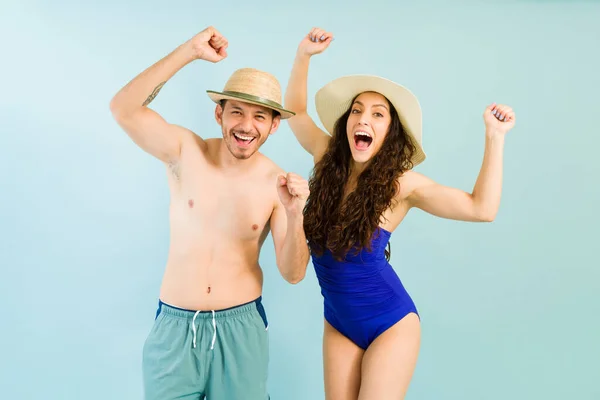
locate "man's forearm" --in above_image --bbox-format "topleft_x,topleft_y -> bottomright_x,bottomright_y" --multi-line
110,40 -> 196,117
278,212 -> 310,284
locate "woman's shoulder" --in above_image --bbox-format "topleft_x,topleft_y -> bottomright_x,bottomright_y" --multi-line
396,169 -> 434,201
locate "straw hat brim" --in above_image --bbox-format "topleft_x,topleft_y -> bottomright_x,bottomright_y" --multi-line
315,75 -> 426,168
207,90 -> 295,119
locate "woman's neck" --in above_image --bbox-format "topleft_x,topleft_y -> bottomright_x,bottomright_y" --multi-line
344,160 -> 369,199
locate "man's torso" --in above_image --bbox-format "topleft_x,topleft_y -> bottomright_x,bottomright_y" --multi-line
158,136 -> 281,310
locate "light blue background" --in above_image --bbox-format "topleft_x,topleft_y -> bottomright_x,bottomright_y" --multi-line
1,0 -> 599,399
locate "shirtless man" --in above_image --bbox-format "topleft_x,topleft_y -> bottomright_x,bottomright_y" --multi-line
109,26 -> 310,400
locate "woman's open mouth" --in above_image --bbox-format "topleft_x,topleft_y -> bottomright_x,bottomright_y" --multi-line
353,131 -> 373,151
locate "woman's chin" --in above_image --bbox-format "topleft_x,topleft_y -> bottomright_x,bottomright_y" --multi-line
350,149 -> 373,164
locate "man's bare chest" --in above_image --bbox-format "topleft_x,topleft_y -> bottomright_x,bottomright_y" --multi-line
175,168 -> 276,240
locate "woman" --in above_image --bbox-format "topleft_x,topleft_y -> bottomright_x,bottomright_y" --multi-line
284,27 -> 515,399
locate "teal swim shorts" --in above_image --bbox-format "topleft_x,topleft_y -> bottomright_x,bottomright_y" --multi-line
142,297 -> 270,399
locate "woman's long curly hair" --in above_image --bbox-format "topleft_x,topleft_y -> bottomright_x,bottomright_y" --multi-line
303,93 -> 416,261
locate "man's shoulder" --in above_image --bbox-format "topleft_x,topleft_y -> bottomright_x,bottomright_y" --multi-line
179,128 -> 213,152
255,152 -> 285,177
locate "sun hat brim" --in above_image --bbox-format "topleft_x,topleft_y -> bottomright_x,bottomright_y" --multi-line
315,75 -> 426,167
207,90 -> 295,119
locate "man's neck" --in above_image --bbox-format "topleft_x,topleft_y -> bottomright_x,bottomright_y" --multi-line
216,139 -> 259,172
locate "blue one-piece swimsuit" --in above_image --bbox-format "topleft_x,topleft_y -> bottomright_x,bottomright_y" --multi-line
311,226 -> 419,350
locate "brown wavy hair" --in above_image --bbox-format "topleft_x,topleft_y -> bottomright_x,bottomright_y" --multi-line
303,93 -> 416,261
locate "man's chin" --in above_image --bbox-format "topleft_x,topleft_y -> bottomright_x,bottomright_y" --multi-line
230,146 -> 258,160
232,151 -> 253,160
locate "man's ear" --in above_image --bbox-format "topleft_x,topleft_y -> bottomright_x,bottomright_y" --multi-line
269,114 -> 281,134
215,103 -> 224,125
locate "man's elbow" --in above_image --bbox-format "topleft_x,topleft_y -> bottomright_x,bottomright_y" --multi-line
284,269 -> 306,285
279,259 -> 308,284
287,275 -> 305,285
109,96 -> 123,118
109,95 -> 137,122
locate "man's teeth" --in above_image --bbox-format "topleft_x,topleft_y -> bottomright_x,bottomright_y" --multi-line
235,133 -> 254,141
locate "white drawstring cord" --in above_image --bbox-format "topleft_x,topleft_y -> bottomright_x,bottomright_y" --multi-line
192,310 -> 200,348
210,310 -> 217,350
191,310 -> 217,350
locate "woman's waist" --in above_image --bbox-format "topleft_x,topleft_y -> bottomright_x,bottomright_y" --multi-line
320,280 -> 413,313
313,262 -> 395,290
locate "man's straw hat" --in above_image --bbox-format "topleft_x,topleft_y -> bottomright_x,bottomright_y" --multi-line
207,68 -> 295,119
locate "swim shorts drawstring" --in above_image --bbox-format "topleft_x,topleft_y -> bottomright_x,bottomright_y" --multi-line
191,310 -> 217,350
